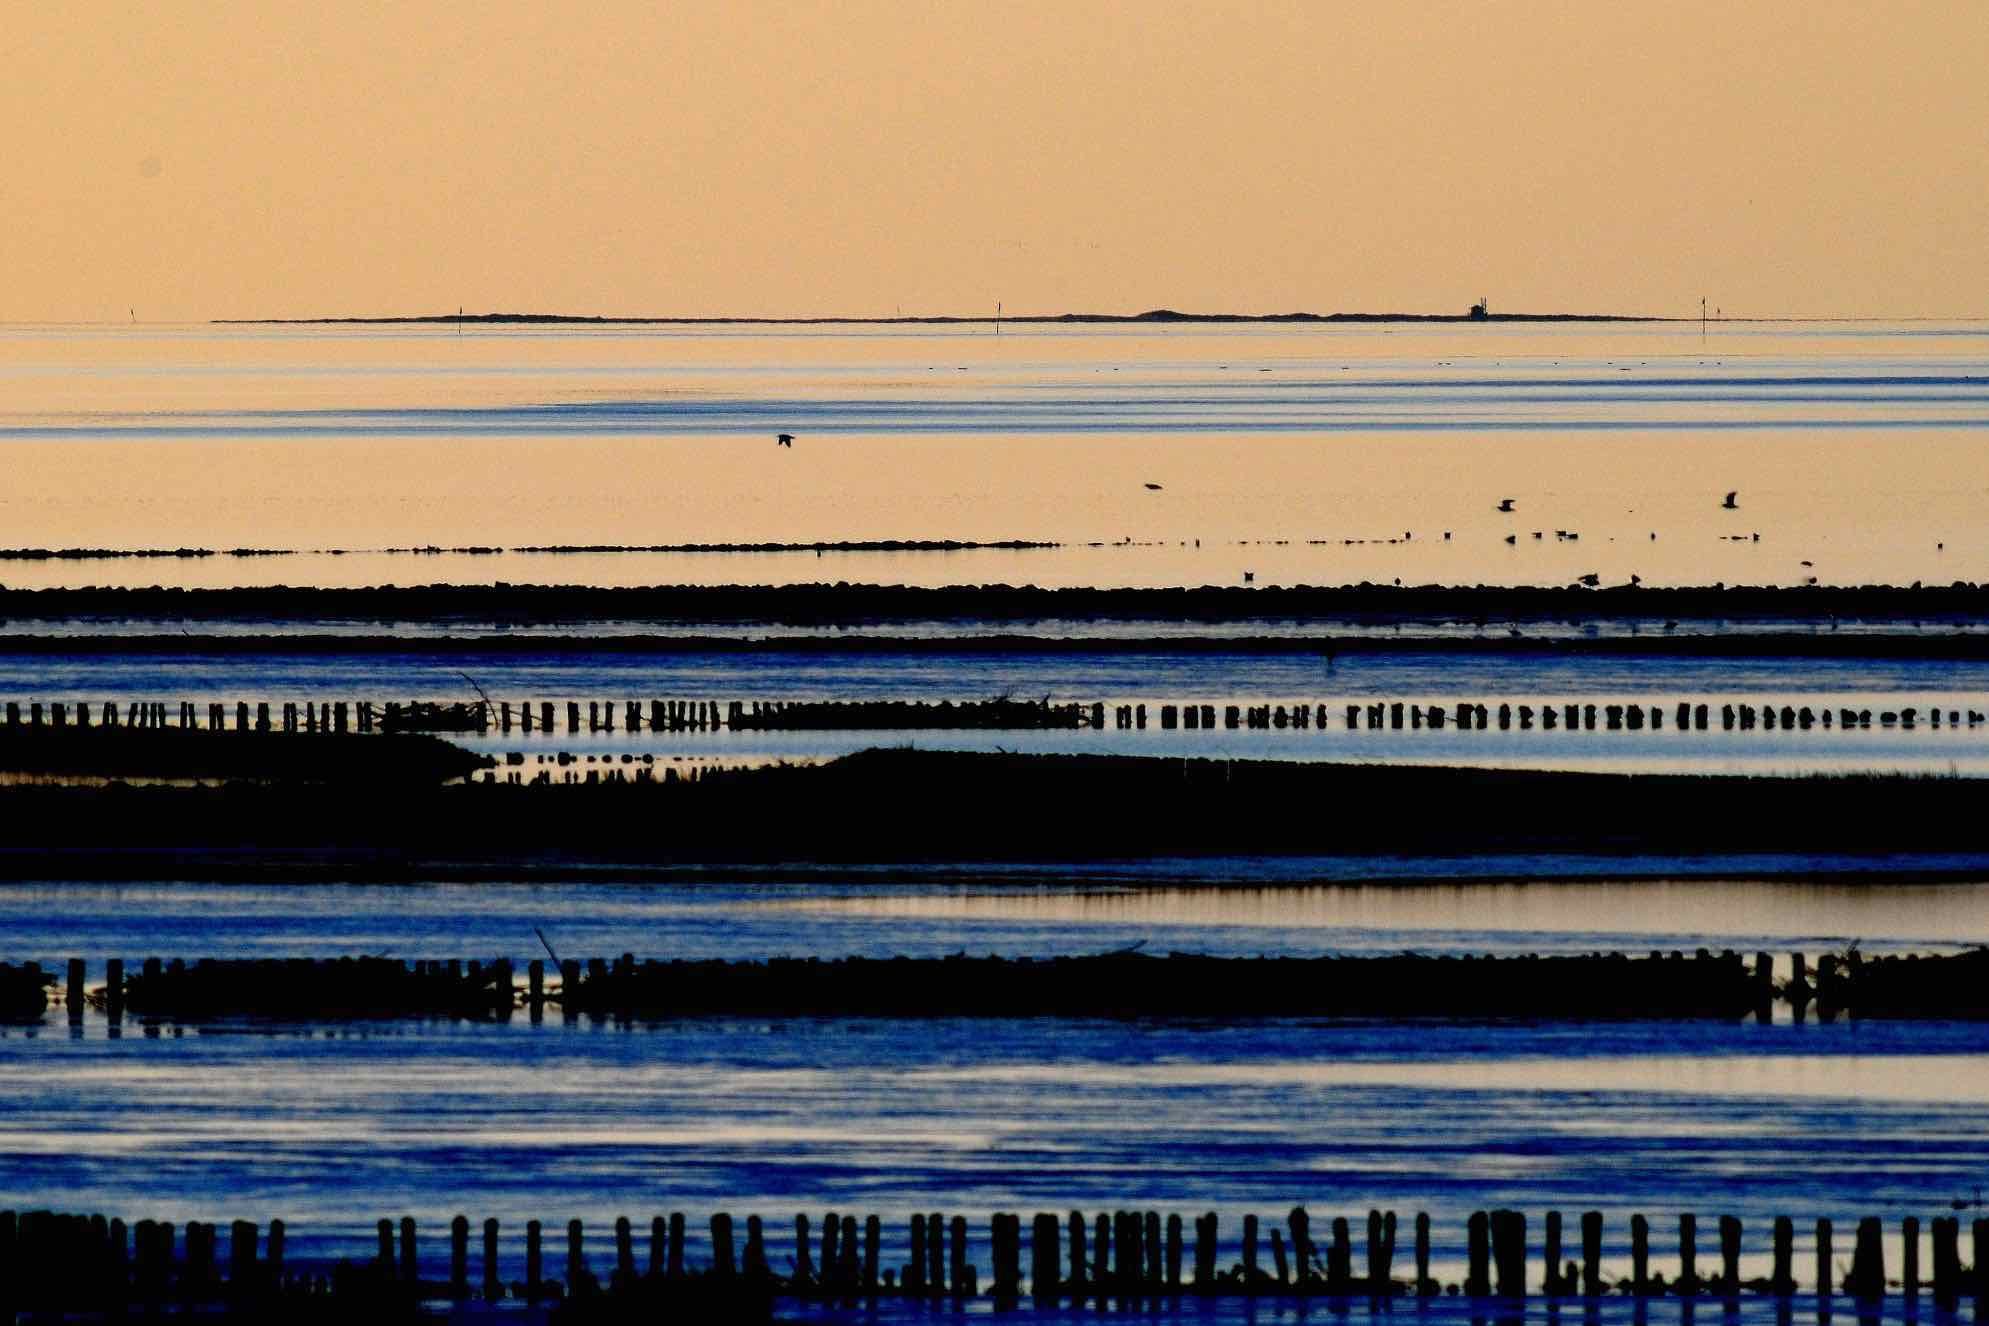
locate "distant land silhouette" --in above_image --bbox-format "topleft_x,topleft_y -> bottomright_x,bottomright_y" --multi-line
219,306 -> 1669,326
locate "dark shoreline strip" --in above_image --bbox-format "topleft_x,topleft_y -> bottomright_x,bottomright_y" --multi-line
7,631 -> 1989,660
0,540 -> 1059,561
6,582 -> 1989,627
216,308 -> 1666,325
1,751 -> 1987,879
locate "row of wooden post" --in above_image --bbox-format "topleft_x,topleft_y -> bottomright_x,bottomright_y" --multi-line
8,1208 -> 1985,1307
53,950 -> 1889,1022
10,697 -> 1985,736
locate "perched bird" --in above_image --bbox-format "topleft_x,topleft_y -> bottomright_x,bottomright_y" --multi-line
1578,572 -> 1601,587
776,433 -> 795,447
1496,498 -> 1516,513
1722,491 -> 1739,509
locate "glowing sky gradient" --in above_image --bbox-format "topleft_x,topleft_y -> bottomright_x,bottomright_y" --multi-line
5,1 -> 1985,321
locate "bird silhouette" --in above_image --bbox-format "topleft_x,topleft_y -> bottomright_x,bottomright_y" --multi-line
1144,482 -> 1163,491
1496,498 -> 1516,513
1722,491 -> 1738,509
776,433 -> 795,447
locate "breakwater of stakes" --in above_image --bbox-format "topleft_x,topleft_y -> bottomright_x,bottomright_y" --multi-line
10,948 -> 1988,1024
5,1204 -> 1988,1319
4,693 -> 1984,738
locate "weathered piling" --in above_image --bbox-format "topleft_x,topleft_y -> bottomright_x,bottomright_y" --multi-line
525,1219 -> 543,1301
483,1217 -> 501,1300
450,1214 -> 469,1298
1491,1209 -> 1525,1297
1815,1218 -> 1832,1298
1719,1215 -> 1740,1297
907,1215 -> 928,1294
1466,1211 -> 1490,1296
1902,1215 -> 1919,1302
1844,1216 -> 1883,1299
1632,1214 -> 1650,1295
1582,1211 -> 1602,1296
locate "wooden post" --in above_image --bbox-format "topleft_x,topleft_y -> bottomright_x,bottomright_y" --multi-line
933,1212 -> 950,1294
1678,1213 -> 1696,1293
864,1215 -> 880,1292
565,1219 -> 586,1295
668,1212 -> 685,1279
908,1215 -> 928,1294
710,1214 -> 734,1278
951,1215 -> 969,1297
268,1218 -> 284,1282
1816,1217 -> 1832,1299
483,1218 -> 501,1300
1581,1211 -> 1601,1296
1166,1213 -> 1183,1289
1772,1215 -> 1793,1295
1932,1216 -> 1958,1307
525,1220 -> 543,1301
1846,1216 -> 1882,1299
1631,1213 -> 1649,1295
792,1213 -> 813,1283
1903,1215 -> 1920,1303
1491,1209 -> 1524,1297
1416,1211 -> 1432,1295
1193,1212 -> 1215,1288
1719,1215 -> 1740,1297
1544,1210 -> 1562,1294
1113,1210 -> 1137,1290
66,959 -> 83,1020
229,1220 -> 255,1297
1974,1219 -> 1988,1301
1466,1211 -> 1489,1295
450,1215 -> 468,1298
615,1216 -> 633,1286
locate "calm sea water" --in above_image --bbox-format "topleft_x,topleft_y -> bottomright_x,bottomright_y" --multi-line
0,319 -> 1984,589
6,322 -> 1989,1311
4,878 -> 1987,1295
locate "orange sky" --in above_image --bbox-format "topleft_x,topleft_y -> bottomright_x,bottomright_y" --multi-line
4,1 -> 1985,321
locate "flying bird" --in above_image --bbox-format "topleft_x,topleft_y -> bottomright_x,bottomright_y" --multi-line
1496,498 -> 1516,513
1722,491 -> 1738,509
776,433 -> 795,448
1144,482 -> 1163,491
